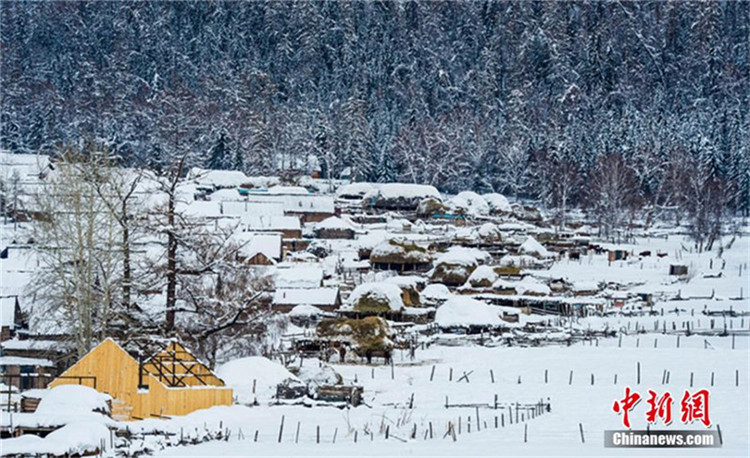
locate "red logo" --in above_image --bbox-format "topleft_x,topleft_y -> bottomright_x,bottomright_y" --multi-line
612,387 -> 711,428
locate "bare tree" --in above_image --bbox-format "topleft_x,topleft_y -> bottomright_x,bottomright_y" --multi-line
30,146 -> 123,356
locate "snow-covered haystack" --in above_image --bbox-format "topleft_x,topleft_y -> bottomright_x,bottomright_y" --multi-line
515,276 -> 551,296
36,385 -> 112,417
369,239 -> 431,266
384,276 -> 425,306
364,183 -> 441,210
2,421 -> 111,457
431,247 -> 491,286
465,265 -> 499,288
482,193 -> 512,214
434,296 -> 502,329
216,356 -> 300,404
420,283 -> 452,306
447,191 -> 489,215
336,182 -> 376,200
492,278 -> 518,294
345,282 -> 404,313
476,222 -> 503,243
316,316 -> 394,356
294,358 -> 343,388
416,196 -> 450,217
519,236 -> 553,258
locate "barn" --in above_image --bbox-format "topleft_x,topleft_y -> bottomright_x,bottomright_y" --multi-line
48,339 -> 232,420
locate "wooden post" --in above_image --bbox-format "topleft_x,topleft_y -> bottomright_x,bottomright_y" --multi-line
579,423 -> 585,443
490,369 -> 495,383
494,394 -> 498,409
569,370 -> 573,385
254,430 -> 258,442
736,369 -> 739,387
278,416 -> 285,443
501,413 -> 505,427
333,427 -> 338,444
494,416 -> 498,429
317,425 -> 320,444
637,362 -> 641,384
295,421 -> 300,444
429,422 -> 433,439
614,373 -> 618,385
717,424 -> 723,445
354,430 -> 358,443
430,365 -> 435,382
476,406 -> 480,431
391,360 -> 394,380
690,372 -> 694,387
409,393 -> 414,409
590,373 -> 594,385
524,423 -> 528,443
544,369 -> 548,384
711,372 -> 715,386
449,367 -> 453,381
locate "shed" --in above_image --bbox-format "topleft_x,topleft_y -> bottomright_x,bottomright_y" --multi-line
314,216 -> 355,239
48,339 -> 232,420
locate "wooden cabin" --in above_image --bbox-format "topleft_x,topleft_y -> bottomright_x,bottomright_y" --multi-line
48,339 -> 232,420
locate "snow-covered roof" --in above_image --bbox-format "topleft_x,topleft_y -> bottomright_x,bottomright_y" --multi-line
315,216 -> 353,231
180,201 -> 224,219
273,287 -> 339,306
267,186 -> 310,195
434,296 -> 502,328
0,296 -> 17,328
287,304 -> 329,317
222,201 -> 285,217
1,339 -> 61,351
336,182 -> 375,198
244,215 -> 301,232
366,183 -> 440,201
245,195 -> 335,214
344,282 -> 404,311
236,233 -> 282,260
0,356 -> 54,367
275,265 -> 324,288
187,167 -> 249,188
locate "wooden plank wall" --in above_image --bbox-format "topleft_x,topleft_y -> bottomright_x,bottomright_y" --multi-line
49,338 -> 232,420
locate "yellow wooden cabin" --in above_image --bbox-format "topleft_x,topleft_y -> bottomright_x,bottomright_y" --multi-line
49,338 -> 232,420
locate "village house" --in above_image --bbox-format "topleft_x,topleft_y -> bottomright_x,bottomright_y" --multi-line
49,339 -> 232,420
314,216 -> 356,239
